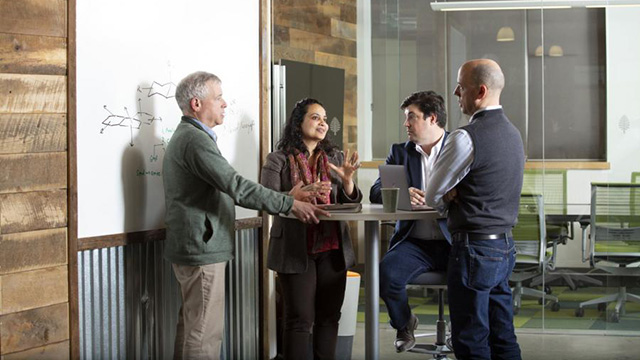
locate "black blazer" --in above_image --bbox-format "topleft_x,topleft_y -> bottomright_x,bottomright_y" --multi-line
370,133 -> 449,250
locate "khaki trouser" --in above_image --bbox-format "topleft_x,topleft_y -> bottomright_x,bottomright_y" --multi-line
172,262 -> 226,360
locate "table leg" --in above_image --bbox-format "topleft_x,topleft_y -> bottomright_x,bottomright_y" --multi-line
364,220 -> 379,360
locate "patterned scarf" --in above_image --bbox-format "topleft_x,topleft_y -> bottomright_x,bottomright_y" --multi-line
287,149 -> 332,205
287,149 -> 339,254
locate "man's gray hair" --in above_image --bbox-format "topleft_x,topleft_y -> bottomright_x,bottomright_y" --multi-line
175,71 -> 221,114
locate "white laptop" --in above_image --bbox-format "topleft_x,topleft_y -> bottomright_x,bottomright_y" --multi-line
378,164 -> 433,211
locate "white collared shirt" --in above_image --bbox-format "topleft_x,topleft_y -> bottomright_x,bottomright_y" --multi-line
411,134 -> 446,240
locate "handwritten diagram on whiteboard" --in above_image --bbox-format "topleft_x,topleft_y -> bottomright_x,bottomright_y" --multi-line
76,0 -> 260,238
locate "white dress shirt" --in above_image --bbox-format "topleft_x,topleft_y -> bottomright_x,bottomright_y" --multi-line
410,134 -> 446,240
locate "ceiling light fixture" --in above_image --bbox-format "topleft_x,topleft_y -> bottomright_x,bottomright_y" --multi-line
497,26 -> 516,41
549,45 -> 564,56
430,0 -> 640,12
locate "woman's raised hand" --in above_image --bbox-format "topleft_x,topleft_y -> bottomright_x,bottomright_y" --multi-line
328,149 -> 360,183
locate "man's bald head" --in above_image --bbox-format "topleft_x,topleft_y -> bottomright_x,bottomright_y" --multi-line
455,59 -> 505,115
462,59 -> 505,94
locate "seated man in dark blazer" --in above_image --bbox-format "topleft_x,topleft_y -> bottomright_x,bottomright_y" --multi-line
370,90 -> 450,353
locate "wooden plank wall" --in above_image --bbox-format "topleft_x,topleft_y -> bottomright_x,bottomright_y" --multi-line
273,0 -> 358,152
0,0 -> 71,357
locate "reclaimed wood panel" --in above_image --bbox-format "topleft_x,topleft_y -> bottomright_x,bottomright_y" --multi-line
273,45 -> 314,64
340,3 -> 356,23
0,153 -> 67,194
273,25 -> 290,46
0,114 -> 67,154
0,190 -> 67,234
0,0 -> 67,38
0,74 -> 66,114
289,28 -> 356,58
314,51 -> 357,75
1,340 -> 68,360
274,7 -> 332,36
318,4 -> 341,19
0,33 -> 67,75
0,228 -> 67,275
331,18 -> 357,41
0,303 -> 69,355
0,266 -> 68,315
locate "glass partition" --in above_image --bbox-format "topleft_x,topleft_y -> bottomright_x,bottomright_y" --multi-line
368,0 -> 640,334
271,0 -> 640,339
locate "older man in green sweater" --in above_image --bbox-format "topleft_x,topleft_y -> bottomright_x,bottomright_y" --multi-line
164,71 -> 328,359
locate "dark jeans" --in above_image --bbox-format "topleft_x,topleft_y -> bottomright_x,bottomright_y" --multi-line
278,250 -> 347,360
447,233 -> 522,360
380,238 -> 450,330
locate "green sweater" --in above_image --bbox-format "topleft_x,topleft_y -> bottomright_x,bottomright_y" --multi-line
163,117 -> 294,265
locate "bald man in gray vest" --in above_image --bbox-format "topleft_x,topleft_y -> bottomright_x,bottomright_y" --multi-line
426,59 -> 524,360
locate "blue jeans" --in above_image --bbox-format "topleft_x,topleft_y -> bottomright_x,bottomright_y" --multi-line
379,238 -> 450,330
447,234 -> 522,360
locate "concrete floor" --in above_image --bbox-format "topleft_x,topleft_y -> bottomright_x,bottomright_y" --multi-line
350,323 -> 640,360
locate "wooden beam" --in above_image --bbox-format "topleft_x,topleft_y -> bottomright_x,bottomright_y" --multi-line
525,161 -> 610,170
76,218 -> 263,251
0,228 -> 67,275
0,74 -> 66,114
0,114 -> 67,154
0,0 -> 67,38
361,160 -> 612,171
0,303 -> 69,355
0,33 -> 67,75
0,152 -> 67,194
259,0 -> 271,357
66,0 -> 78,357
0,265 -> 68,315
0,190 -> 67,234
77,228 -> 166,251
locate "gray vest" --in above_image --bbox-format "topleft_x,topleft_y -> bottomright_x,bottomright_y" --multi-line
447,109 -> 525,235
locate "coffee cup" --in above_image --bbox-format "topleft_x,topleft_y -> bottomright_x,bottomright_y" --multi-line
381,187 -> 400,213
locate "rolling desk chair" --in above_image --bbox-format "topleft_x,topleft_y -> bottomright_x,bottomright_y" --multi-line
575,182 -> 640,322
510,193 -> 560,314
523,169 -> 602,291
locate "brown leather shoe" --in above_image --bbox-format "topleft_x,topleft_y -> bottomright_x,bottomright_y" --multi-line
394,314 -> 419,353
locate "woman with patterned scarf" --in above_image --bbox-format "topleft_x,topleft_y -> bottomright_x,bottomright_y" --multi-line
261,98 -> 362,360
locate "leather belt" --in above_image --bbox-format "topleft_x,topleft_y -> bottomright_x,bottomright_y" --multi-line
455,231 -> 512,241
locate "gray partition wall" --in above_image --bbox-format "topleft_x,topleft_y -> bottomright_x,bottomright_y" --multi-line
78,228 -> 261,360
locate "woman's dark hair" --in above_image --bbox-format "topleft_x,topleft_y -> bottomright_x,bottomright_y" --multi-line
276,98 -> 338,156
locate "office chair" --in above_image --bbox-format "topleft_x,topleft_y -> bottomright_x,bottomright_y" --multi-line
407,271 -> 454,359
510,193 -> 560,315
575,182 -> 640,322
523,169 -> 602,291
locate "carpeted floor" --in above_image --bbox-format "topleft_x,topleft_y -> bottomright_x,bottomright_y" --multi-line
356,286 -> 640,332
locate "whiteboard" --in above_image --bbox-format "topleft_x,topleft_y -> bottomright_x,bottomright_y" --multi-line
77,0 -> 260,238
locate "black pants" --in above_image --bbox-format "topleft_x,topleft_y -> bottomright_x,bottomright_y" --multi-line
278,250 -> 347,360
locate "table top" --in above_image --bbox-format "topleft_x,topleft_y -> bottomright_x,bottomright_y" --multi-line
283,203 -> 441,222
545,204 -> 591,225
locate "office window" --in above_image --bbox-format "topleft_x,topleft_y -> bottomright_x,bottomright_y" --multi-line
371,3 -> 606,161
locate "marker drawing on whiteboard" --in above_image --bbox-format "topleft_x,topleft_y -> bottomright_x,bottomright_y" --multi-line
137,81 -> 177,99
100,102 -> 163,145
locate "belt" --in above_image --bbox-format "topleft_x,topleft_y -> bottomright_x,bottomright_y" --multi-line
454,231 -> 512,241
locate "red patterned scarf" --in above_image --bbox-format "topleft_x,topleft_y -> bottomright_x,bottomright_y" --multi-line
287,150 -> 332,205
287,149 -> 339,254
